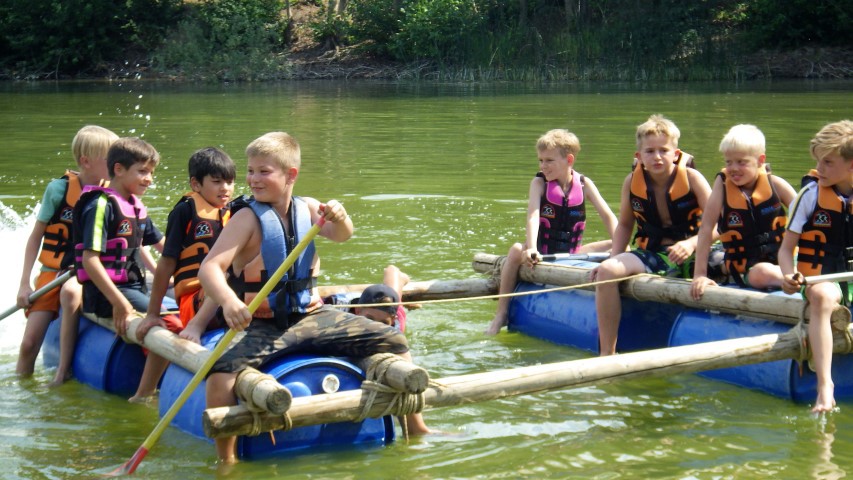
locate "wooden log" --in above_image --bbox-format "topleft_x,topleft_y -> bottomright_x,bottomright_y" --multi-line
471,253 -> 852,328
355,354 -> 429,394
203,325 -> 853,438
235,368 -> 292,415
318,278 -> 496,301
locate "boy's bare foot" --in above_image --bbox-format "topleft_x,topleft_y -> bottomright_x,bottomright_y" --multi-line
484,315 -> 507,336
47,371 -> 72,388
812,383 -> 836,413
179,324 -> 204,344
128,391 -> 159,405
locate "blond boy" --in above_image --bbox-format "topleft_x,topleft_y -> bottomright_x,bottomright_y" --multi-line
199,132 -> 420,463
485,129 -> 616,335
591,115 -> 712,356
691,125 -> 796,299
15,125 -> 117,382
780,120 -> 853,413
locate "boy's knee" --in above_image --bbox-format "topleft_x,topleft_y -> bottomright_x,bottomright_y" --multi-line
507,243 -> 524,260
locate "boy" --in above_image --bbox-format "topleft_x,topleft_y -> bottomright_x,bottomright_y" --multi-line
324,264 -> 431,434
780,120 -> 853,413
130,147 -> 236,403
591,115 -> 711,356
199,132 -> 419,463
15,125 -> 117,380
691,124 -> 796,299
485,129 -> 617,335
73,137 -> 166,339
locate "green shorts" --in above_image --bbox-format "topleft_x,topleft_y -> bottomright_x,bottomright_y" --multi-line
629,248 -> 695,279
801,281 -> 853,306
209,306 -> 410,375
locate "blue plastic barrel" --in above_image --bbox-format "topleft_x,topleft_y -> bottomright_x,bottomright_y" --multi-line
158,329 -> 395,460
669,305 -> 853,402
42,315 -> 145,396
508,260 -> 683,353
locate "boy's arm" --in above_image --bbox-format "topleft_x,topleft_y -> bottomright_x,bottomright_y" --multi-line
179,296 -> 219,344
772,176 -> 798,210
82,250 -> 135,335
690,178 -> 724,299
308,198 -> 353,242
610,175 -> 636,255
17,221 -> 48,307
583,177 -> 618,238
199,209 -> 256,331
778,231 -> 801,294
135,255 -> 178,341
139,245 -> 160,273
523,177 -> 546,263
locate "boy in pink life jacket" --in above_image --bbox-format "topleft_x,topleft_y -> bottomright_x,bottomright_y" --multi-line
16,125 -> 118,382
72,138 -> 168,339
485,129 -> 617,335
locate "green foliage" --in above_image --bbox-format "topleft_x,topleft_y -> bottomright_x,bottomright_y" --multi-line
347,0 -> 404,54
0,0 -> 180,77
393,0 -> 485,61
153,0 -> 290,80
743,0 -> 851,49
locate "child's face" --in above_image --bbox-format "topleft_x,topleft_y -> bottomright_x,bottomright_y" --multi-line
113,161 -> 155,197
192,175 -> 234,208
246,155 -> 294,203
723,150 -> 765,187
538,147 -> 572,182
814,152 -> 853,190
636,134 -> 680,176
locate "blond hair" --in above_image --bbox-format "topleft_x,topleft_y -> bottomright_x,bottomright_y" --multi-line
719,124 -> 765,156
536,129 -> 581,158
246,132 -> 301,171
810,120 -> 853,162
636,114 -> 680,149
72,125 -> 119,164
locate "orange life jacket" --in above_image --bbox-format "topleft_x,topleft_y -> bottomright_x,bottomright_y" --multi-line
172,192 -> 231,299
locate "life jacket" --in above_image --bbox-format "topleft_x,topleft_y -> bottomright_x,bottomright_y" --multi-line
172,192 -> 231,299
537,171 -> 586,254
73,186 -> 147,285
38,170 -> 83,270
717,166 -> 787,286
629,152 -> 702,252
227,196 -> 316,326
795,171 -> 853,303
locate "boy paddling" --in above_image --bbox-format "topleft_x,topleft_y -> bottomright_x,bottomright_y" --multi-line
199,132 -> 425,463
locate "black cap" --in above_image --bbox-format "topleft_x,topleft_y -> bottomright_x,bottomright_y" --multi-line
355,284 -> 399,316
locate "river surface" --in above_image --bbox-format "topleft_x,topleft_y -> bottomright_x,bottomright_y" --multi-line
0,80 -> 851,479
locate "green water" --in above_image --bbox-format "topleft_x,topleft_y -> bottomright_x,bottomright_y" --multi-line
0,80 -> 851,479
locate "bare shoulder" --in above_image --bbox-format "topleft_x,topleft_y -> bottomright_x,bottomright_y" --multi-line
686,167 -> 710,187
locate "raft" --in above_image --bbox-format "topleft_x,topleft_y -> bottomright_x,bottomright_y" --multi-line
501,257 -> 853,403
41,315 -> 395,458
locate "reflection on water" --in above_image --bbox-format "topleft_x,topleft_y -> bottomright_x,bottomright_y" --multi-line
0,80 -> 852,478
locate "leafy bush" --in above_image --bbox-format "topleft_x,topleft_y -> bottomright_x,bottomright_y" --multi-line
393,0 -> 485,62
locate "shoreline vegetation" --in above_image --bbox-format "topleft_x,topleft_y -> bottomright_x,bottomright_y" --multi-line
1,0 -> 850,83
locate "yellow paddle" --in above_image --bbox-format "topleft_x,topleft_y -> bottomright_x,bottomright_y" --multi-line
105,217 -> 325,476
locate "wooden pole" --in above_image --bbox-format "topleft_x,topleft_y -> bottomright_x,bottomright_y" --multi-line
354,354 -> 429,394
471,253 -> 852,329
203,325 -> 853,438
317,278 -> 496,301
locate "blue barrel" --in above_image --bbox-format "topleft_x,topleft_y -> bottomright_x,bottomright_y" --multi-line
508,260 -> 683,353
42,315 -> 145,396
669,306 -> 853,403
158,329 -> 395,460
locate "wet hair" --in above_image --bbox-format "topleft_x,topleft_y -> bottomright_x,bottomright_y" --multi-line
719,124 -> 765,156
636,114 -> 680,149
245,132 -> 300,171
72,125 -> 119,164
810,120 -> 853,162
188,147 -> 236,183
107,137 -> 160,178
536,129 -> 581,158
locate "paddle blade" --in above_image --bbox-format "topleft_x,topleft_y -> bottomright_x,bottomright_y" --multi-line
103,446 -> 148,476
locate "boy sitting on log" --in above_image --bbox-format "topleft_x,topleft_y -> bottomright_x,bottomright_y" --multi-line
198,132 -> 427,463
485,129 -> 617,335
130,147 -> 236,403
780,120 -> 853,413
690,124 -> 796,299
591,115 -> 712,356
